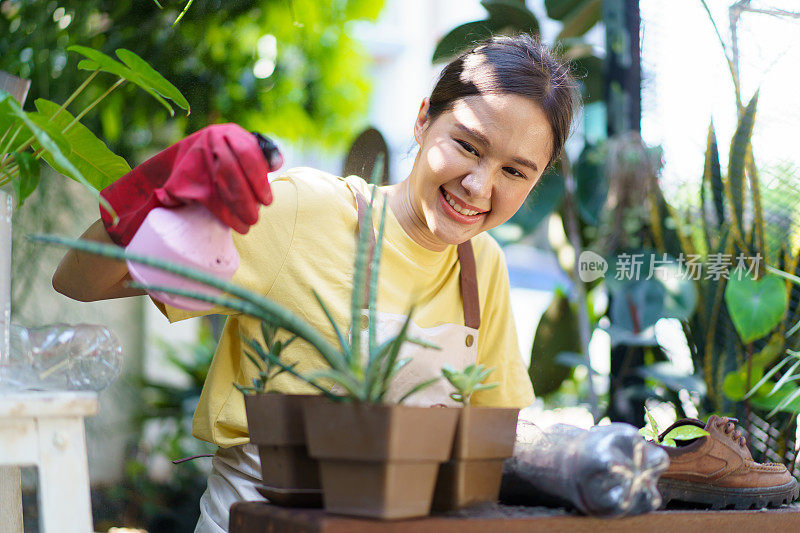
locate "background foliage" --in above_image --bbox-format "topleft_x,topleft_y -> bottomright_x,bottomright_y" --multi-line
0,0 -> 384,159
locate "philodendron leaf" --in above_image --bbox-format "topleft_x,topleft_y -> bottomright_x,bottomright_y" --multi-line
68,46 -> 176,116
115,49 -> 190,114
33,98 -> 131,189
11,151 -> 40,207
481,0 -> 539,33
724,269 -> 787,344
556,0 -> 602,40
432,20 -> 500,62
663,426 -> 709,442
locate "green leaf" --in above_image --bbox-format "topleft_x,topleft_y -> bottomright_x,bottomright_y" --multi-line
545,0 -> 586,21
481,0 -> 539,34
637,362 -> 706,395
508,167 -> 564,237
33,99 -> 131,190
68,46 -> 176,116
570,55 -> 603,104
529,290 -> 579,395
556,0 -> 602,40
397,377 -> 440,404
11,151 -> 40,207
663,426 -> 709,441
726,92 -> 758,244
744,354 -> 793,399
574,144 -> 606,224
645,405 -> 659,435
115,49 -> 190,114
432,20 -> 500,63
703,121 -> 724,225
661,437 -> 677,447
768,386 -> 800,417
724,270 -> 787,344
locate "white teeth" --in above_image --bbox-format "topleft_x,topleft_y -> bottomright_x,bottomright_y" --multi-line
444,191 -> 480,216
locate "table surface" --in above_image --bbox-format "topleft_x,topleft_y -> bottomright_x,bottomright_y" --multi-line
229,501 -> 800,533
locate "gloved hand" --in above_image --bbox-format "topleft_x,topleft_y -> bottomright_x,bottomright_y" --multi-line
100,123 -> 283,246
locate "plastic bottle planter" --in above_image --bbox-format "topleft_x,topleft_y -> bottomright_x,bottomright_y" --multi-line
431,406 -> 520,511
244,394 -> 323,507
125,205 -> 240,311
302,401 -> 459,519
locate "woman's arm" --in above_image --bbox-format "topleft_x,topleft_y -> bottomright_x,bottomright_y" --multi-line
52,218 -> 146,302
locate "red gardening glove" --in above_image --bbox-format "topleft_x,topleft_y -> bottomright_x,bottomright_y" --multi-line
100,123 -> 283,246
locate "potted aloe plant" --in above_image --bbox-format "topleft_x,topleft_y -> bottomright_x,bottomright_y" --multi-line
34,165 -> 459,520
234,322 -> 329,507
431,364 -> 520,511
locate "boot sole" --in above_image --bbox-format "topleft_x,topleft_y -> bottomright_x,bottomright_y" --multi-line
658,477 -> 799,510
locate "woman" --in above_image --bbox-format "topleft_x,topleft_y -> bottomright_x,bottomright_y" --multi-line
53,34 -> 578,532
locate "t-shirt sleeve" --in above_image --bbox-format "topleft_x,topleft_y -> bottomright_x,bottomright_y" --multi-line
153,174 -> 300,323
471,239 -> 534,408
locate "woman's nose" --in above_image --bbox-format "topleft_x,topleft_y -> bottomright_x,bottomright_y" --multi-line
461,166 -> 493,200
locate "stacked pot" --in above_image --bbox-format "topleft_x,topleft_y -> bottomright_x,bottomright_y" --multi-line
245,394 -> 520,519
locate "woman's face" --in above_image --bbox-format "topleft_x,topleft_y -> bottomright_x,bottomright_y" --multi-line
407,93 -> 554,247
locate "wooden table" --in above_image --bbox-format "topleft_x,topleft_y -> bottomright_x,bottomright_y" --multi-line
229,501 -> 800,533
0,391 -> 98,533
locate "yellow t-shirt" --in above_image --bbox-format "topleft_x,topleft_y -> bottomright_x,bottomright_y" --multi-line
156,167 -> 534,447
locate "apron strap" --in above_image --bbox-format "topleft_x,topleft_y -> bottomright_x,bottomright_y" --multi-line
457,241 -> 481,330
354,190 -> 480,329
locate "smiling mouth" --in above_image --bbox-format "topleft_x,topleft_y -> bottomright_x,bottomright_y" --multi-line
439,187 -> 488,223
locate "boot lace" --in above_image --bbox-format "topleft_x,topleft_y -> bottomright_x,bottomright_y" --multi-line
715,417 -> 747,447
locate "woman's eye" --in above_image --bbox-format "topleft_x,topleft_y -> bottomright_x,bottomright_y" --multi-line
503,167 -> 526,179
456,140 -> 479,157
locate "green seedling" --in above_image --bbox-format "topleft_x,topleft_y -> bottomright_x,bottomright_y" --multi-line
441,363 -> 498,405
638,406 -> 709,447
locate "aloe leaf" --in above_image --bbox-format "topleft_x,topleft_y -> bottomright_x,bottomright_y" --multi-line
310,289 -> 350,366
242,349 -> 264,374
307,368 -> 364,401
30,234 -> 343,366
380,309 -> 416,388
397,377 -> 440,404
11,151 -> 40,207
768,358 -> 800,397
257,350 -> 339,400
33,98 -> 130,189
473,382 -> 499,392
349,190 -> 372,371
115,49 -> 190,113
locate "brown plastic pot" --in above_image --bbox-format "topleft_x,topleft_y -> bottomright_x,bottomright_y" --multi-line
302,401 -> 459,519
431,406 -> 519,511
244,393 -> 321,492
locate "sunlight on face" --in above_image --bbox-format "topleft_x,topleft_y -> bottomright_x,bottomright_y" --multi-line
409,93 -> 554,247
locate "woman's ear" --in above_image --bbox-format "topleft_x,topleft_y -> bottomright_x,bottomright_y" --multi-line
414,98 -> 431,145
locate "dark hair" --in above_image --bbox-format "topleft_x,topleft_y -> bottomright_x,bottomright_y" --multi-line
428,34 -> 579,169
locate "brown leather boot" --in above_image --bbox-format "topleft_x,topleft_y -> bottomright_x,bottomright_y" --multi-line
656,415 -> 798,509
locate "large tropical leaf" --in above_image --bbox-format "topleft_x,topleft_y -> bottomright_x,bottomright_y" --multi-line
115,49 -> 190,114
529,289 -> 580,396
432,20 -> 500,63
481,0 -> 539,34
68,45 -> 176,116
570,54 -> 603,104
545,0 -> 586,21
507,168 -> 564,236
574,143 -> 606,224
33,99 -> 130,190
724,269 -> 787,344
556,0 -> 602,40
11,151 -> 40,207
